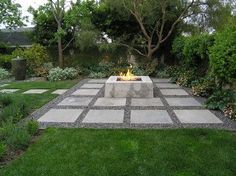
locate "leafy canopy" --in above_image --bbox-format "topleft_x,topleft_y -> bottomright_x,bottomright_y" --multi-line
0,0 -> 25,28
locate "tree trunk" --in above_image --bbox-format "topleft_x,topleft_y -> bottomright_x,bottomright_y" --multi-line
57,23 -> 63,68
58,36 -> 63,68
160,54 -> 165,64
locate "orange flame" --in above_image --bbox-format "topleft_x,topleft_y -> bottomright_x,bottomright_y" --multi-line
119,66 -> 137,81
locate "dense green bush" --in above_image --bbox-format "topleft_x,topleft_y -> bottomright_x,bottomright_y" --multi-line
172,34 -> 214,76
0,67 -> 11,80
13,44 -> 50,75
209,26 -> 236,86
0,54 -> 13,69
206,90 -> 236,120
48,67 -> 78,81
183,35 -> 214,66
171,36 -> 186,61
205,90 -> 232,111
192,77 -> 216,97
26,120 -> 39,136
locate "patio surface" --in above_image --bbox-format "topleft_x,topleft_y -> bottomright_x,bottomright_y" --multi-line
30,78 -> 236,129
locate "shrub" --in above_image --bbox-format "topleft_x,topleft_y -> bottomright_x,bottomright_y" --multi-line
33,62 -> 54,78
166,66 -> 182,83
172,35 -> 214,76
88,72 -> 107,78
183,35 -> 214,66
48,67 -> 78,81
13,44 -> 50,74
0,142 -> 6,158
205,90 -> 232,111
176,70 -> 197,87
2,123 -> 31,150
132,66 -> 147,76
224,103 -> 236,120
63,67 -> 78,80
171,36 -> 186,61
0,54 -> 12,69
0,67 -> 11,80
26,120 -> 39,135
192,77 -> 216,97
209,25 -> 236,86
48,67 -> 65,81
155,69 -> 169,78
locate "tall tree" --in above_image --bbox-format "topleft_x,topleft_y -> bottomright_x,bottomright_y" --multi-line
0,0 -> 25,28
49,0 -> 67,68
116,0 -> 198,60
31,0 -> 96,67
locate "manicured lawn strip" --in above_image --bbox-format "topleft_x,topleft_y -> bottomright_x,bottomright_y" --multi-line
1,128 -> 236,176
9,93 -> 57,111
4,80 -> 78,91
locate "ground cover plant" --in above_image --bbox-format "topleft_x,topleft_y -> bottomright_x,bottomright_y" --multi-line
1,128 -> 236,175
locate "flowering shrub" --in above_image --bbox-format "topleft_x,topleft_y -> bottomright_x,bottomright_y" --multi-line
192,77 -> 215,97
176,70 -> 197,87
48,67 -> 78,81
0,68 -> 11,80
63,67 -> 78,80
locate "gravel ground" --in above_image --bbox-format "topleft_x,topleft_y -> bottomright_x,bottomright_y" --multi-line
29,78 -> 236,130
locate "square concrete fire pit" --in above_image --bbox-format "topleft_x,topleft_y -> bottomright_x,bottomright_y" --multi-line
105,76 -> 153,98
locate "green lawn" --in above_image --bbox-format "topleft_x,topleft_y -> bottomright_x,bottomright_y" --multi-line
1,128 -> 236,176
2,80 -> 79,111
4,80 -> 78,90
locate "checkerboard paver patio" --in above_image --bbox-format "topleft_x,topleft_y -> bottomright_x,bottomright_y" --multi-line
80,84 -> 104,89
82,110 -> 124,123
32,78 -> 235,130
58,97 -> 93,106
38,109 -> 83,123
131,110 -> 173,124
72,89 -> 100,96
52,89 -> 68,95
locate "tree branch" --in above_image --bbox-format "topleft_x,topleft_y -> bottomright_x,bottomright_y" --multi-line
130,1 -> 151,41
119,43 -> 146,57
160,0 -> 195,43
62,36 -> 75,51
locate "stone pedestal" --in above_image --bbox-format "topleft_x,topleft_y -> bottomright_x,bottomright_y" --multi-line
12,57 -> 26,80
105,76 -> 153,98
